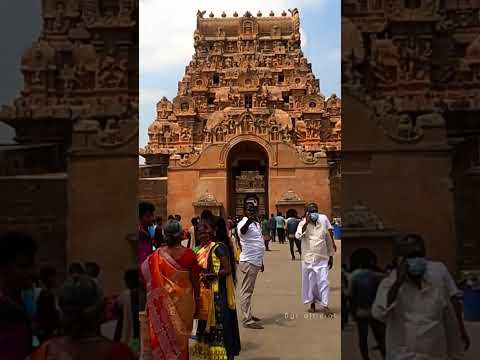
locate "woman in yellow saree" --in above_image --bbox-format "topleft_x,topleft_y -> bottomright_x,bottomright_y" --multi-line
141,220 -> 200,360
191,218 -> 241,360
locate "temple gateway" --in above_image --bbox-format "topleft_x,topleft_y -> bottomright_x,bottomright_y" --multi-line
140,9 -> 341,220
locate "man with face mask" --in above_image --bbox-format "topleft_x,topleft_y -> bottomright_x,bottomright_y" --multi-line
237,203 -> 265,329
372,234 -> 469,360
295,202 -> 335,314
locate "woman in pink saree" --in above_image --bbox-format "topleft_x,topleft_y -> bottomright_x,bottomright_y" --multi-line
141,220 -> 200,360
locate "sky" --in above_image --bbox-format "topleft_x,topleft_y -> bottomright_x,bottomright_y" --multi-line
0,1 -> 341,148
0,1 -> 42,143
139,0 -> 341,152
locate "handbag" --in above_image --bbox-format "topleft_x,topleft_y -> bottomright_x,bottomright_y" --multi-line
196,284 -> 213,321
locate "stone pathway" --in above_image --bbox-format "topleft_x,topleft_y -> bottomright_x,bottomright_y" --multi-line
236,240 -> 341,360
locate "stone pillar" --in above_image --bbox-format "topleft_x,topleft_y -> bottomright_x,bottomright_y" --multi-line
67,115 -> 138,295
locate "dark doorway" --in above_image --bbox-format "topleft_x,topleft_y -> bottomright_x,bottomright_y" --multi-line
226,141 -> 269,217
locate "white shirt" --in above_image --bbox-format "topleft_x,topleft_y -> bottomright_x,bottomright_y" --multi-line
237,217 -> 265,267
295,214 -> 334,263
372,261 -> 464,360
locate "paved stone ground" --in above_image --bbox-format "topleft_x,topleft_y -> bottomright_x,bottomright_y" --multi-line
236,240 -> 341,360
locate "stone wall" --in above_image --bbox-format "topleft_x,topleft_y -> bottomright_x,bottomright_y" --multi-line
0,176 -> 68,281
138,178 -> 168,220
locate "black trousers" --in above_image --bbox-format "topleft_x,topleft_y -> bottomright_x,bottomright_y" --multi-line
277,228 -> 286,243
270,228 -> 277,242
288,235 -> 301,258
356,317 -> 386,360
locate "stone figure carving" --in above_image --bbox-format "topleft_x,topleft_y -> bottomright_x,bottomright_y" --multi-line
142,9 -> 340,166
97,53 -> 127,88
236,171 -> 265,193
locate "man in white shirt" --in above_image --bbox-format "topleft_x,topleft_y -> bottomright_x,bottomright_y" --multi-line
237,203 -> 265,329
295,202 -> 335,314
372,234 -> 469,360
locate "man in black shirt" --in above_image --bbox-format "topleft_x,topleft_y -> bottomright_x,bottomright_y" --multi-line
286,209 -> 301,260
268,214 -> 277,242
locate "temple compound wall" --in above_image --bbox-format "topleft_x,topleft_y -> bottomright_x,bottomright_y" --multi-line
140,9 -> 341,221
0,0 -> 139,295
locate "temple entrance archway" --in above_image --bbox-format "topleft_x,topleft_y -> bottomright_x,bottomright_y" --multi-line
226,141 -> 269,217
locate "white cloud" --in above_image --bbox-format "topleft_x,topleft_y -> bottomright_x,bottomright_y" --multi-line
300,27 -> 308,51
139,88 -> 169,106
140,0 -> 325,73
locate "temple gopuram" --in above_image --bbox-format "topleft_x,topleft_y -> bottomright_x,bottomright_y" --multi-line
342,0 -> 480,273
140,9 -> 341,220
0,0 -> 139,294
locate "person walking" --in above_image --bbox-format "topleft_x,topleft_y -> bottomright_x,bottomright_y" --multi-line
268,214 -> 277,242
286,209 -> 301,260
260,215 -> 271,251
295,203 -> 335,314
237,204 -> 265,329
349,251 -> 386,360
275,212 -> 287,244
141,220 -> 200,360
187,217 -> 199,249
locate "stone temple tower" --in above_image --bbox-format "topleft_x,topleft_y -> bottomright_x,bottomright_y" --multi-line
140,9 -> 341,220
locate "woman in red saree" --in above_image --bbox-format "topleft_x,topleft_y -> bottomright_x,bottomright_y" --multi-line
141,220 -> 200,360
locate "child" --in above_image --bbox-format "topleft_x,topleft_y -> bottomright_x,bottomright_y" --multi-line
115,269 -> 142,356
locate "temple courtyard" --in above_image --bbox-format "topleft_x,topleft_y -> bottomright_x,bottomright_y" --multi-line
235,240 -> 341,360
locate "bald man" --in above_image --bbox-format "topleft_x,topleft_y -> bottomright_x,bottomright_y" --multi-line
372,234 -> 469,360
295,202 -> 335,314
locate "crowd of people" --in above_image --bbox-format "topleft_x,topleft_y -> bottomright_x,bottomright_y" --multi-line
342,235 -> 471,360
1,200 -> 340,360
137,200 -> 338,359
0,232 -> 138,360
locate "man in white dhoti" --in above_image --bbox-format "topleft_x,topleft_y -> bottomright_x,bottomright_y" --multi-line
295,202 -> 335,314
372,234 -> 469,360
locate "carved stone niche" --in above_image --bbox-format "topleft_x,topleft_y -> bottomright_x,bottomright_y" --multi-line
303,94 -> 325,113
343,201 -> 384,230
173,96 -> 195,116
326,94 -> 341,109
342,201 -> 400,270
276,189 -> 306,215
235,171 -> 265,193
291,75 -> 306,88
241,18 -> 258,35
192,75 -> 209,91
238,72 -> 259,90
193,190 -> 223,216
156,97 -> 173,119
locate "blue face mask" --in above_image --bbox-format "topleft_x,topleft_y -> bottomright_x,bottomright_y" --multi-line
309,212 -> 319,222
407,257 -> 427,277
148,224 -> 156,239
